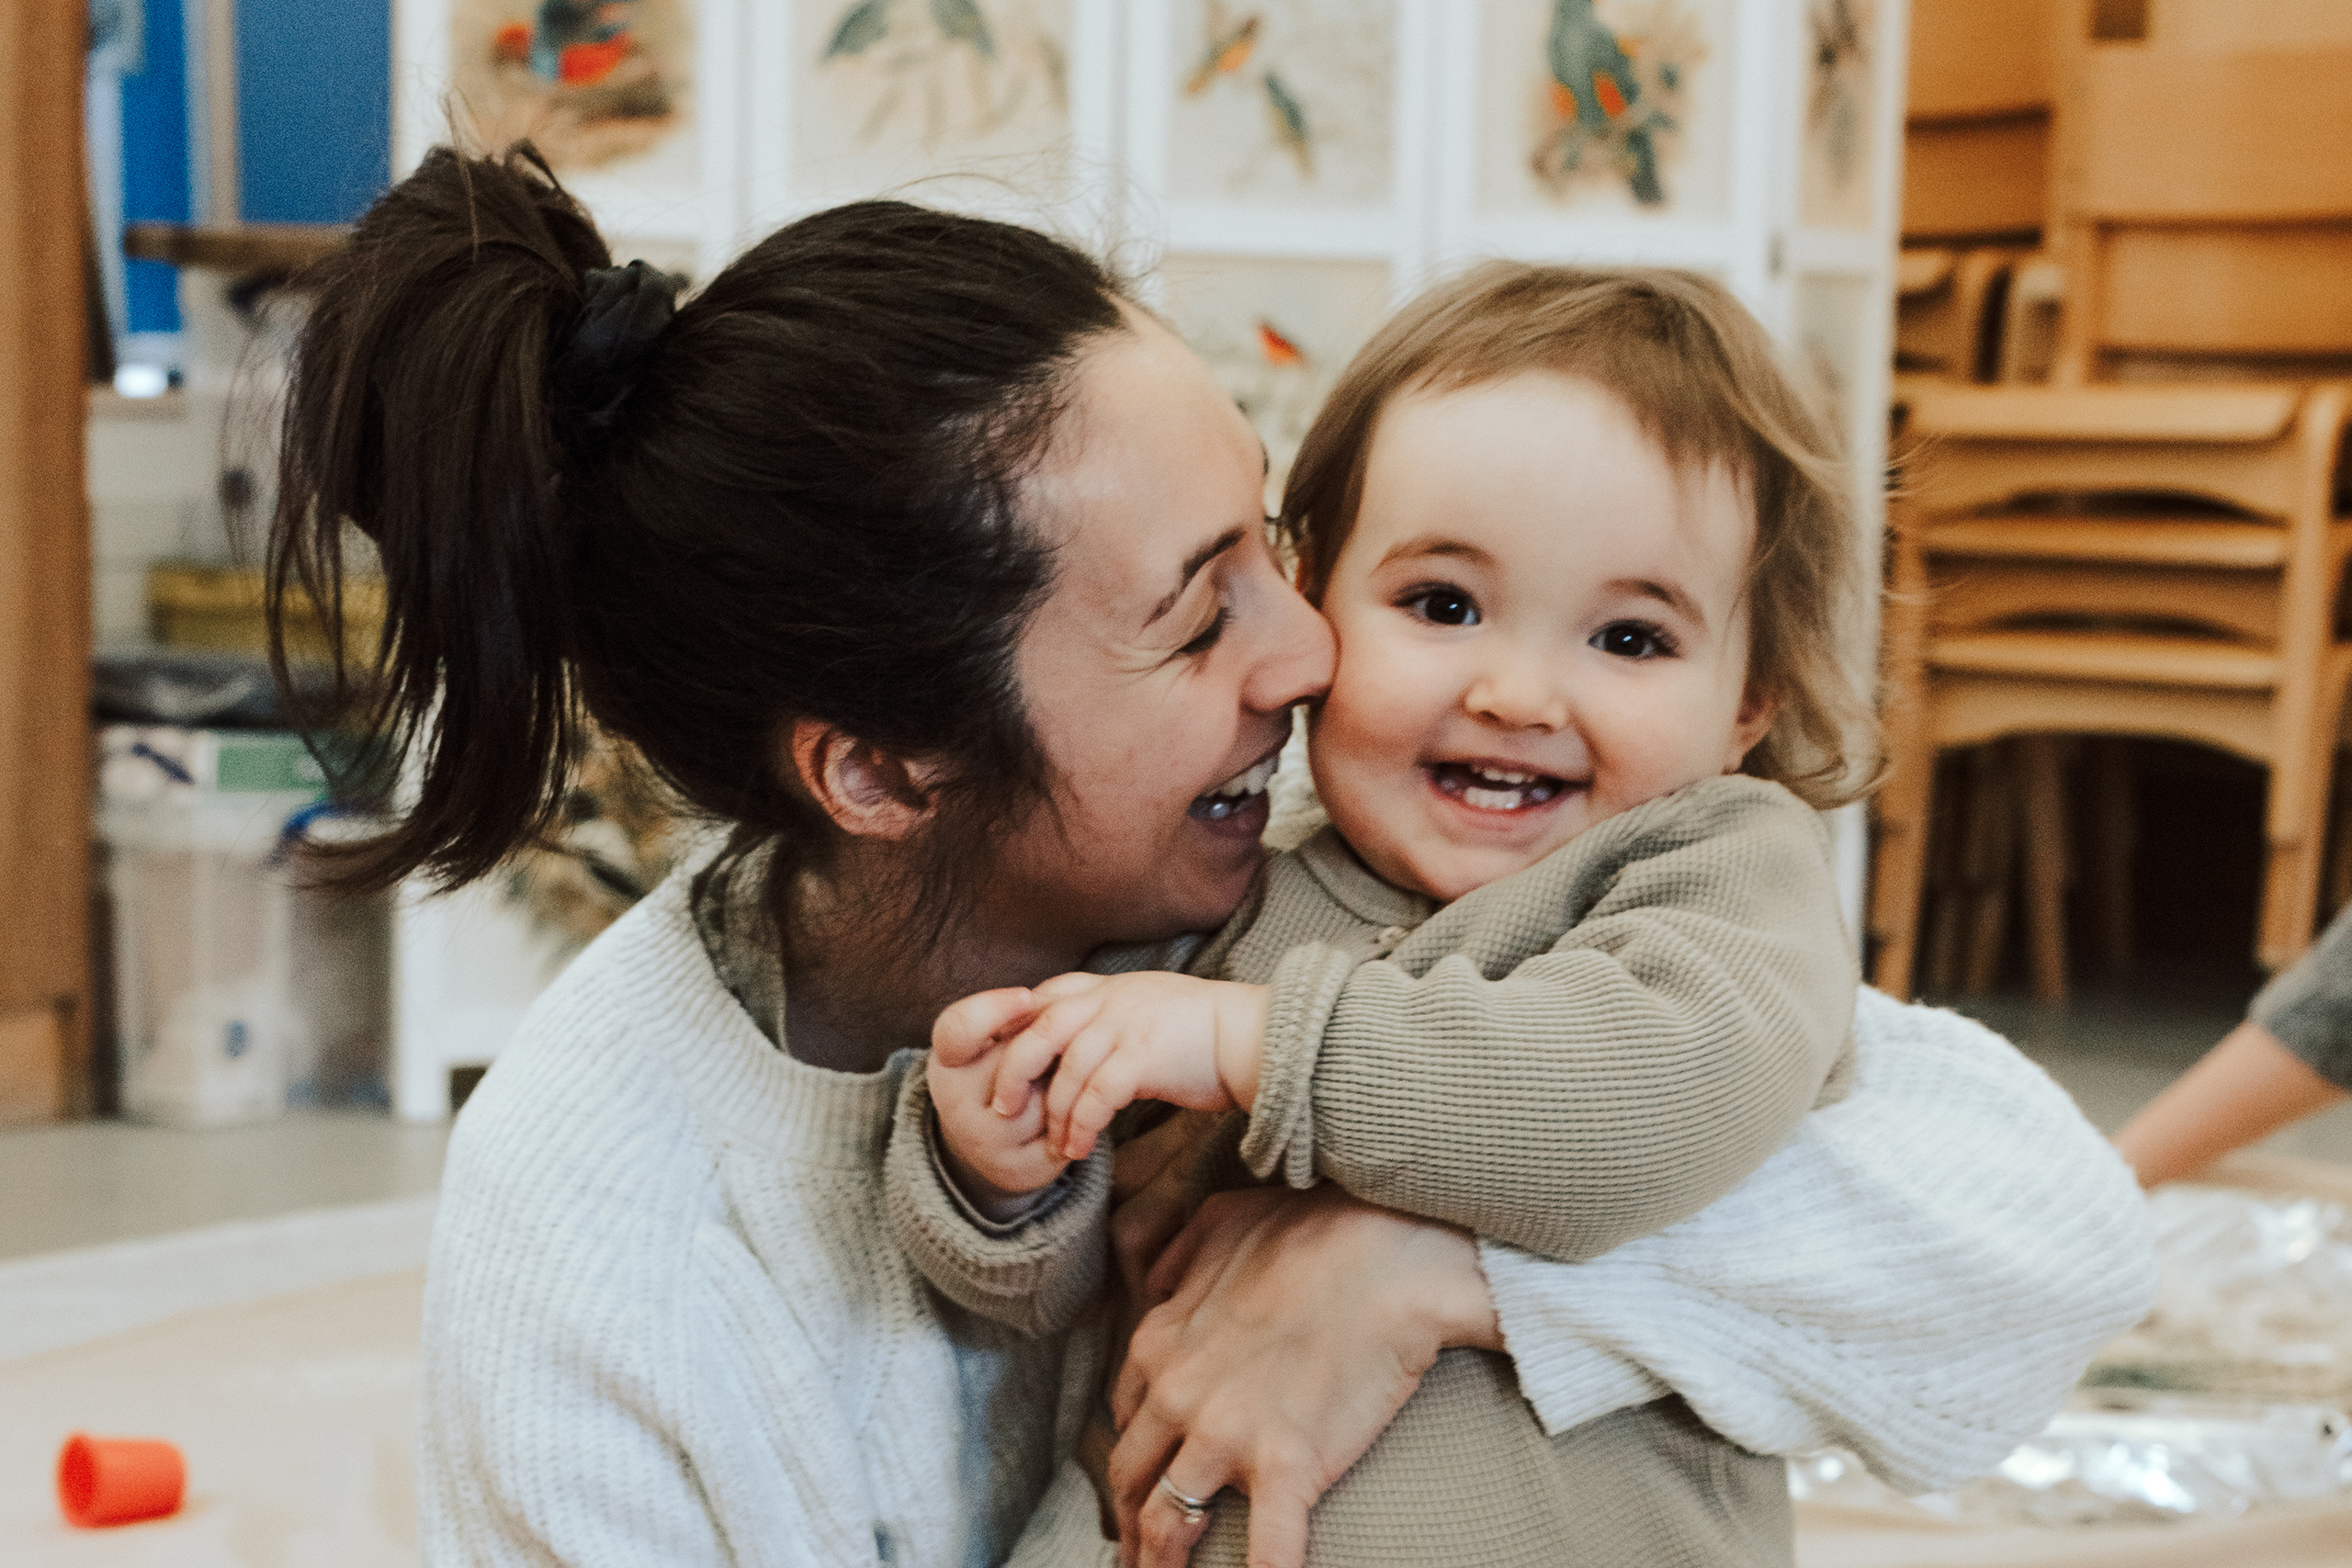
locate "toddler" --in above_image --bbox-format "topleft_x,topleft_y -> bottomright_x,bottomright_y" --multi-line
888,265 -> 2120,1567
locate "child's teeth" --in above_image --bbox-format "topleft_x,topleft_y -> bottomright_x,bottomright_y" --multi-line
1464,785 -> 1525,811
1475,768 -> 1535,785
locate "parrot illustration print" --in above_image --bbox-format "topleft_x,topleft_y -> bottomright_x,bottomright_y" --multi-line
1530,0 -> 1702,209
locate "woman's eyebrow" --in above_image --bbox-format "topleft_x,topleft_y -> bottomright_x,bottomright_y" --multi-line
1146,525 -> 1246,626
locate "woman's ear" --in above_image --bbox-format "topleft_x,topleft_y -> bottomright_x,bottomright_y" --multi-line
787,718 -> 941,841
1723,681 -> 1781,773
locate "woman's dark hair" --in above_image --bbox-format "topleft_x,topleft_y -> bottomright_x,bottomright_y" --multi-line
270,145 -> 1129,912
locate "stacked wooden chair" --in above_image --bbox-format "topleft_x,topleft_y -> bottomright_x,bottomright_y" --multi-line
1895,247 -> 2024,388
1871,17 -> 2352,1000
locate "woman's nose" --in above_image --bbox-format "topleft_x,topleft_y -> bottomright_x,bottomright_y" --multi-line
1246,581 -> 1337,713
1465,658 -> 1571,732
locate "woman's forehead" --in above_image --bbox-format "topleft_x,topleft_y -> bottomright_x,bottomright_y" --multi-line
1027,320 -> 1264,598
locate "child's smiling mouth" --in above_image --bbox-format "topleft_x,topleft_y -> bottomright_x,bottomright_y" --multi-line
1426,761 -> 1576,814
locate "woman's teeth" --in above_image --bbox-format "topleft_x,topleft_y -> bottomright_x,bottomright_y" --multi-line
1193,759 -> 1276,821
1431,762 -> 1566,812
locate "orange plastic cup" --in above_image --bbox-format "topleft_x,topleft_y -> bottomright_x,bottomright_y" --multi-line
56,1433 -> 185,1528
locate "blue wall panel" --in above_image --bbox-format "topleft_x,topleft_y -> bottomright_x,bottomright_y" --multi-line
119,0 -> 190,333
237,0 -> 391,224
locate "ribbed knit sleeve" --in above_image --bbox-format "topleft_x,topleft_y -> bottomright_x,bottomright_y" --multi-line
1477,989 -> 2158,1496
2250,898 -> 2352,1089
1239,777 -> 1857,1262
883,1056 -> 1114,1337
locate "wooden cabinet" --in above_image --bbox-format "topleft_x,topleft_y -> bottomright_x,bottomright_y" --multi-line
0,0 -> 92,1122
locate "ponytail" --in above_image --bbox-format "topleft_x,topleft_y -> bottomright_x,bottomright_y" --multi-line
271,146 -> 1128,901
271,146 -> 615,891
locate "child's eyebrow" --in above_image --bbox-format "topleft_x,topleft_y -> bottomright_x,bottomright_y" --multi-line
1606,577 -> 1707,630
1376,535 -> 1493,570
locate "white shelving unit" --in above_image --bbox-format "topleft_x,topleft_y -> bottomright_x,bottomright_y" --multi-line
383,0 -> 1910,1108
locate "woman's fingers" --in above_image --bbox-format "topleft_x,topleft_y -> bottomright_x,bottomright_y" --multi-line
1139,1195 -> 1225,1309
1104,1395 -> 1182,1556
1114,1201 -> 1244,1427
1133,1454 -> 1224,1568
931,987 -> 1036,1068
1237,1473 -> 1317,1568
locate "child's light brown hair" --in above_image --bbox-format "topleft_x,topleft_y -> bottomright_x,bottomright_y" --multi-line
1282,261 -> 1880,809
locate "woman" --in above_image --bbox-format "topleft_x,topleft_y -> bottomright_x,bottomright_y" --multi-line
272,147 -> 2143,1568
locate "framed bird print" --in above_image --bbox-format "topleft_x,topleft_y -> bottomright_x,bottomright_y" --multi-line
407,0 -> 742,279
1799,0 -> 1878,230
447,0 -> 696,173
1792,271 -> 1870,456
1161,0 -> 1398,210
1473,0 -> 1731,220
788,0 -> 1079,200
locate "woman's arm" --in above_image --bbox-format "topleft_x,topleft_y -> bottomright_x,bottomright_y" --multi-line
1246,777 -> 1858,1262
1102,1185 -> 1500,1568
2113,1021 -> 2348,1188
1474,987 -> 2158,1496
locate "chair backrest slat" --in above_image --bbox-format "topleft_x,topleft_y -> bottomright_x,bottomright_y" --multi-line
2073,49 -> 2352,223
2050,32 -> 2352,375
2103,227 -> 2352,356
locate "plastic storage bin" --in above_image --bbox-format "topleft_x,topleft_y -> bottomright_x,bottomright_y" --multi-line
98,726 -> 390,1127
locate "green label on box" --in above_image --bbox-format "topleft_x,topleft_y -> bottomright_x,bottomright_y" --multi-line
213,734 -> 328,795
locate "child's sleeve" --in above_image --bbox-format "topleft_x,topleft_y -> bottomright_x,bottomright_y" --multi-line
1240,776 -> 1858,1263
882,1055 -> 1114,1337
879,931 -> 1213,1339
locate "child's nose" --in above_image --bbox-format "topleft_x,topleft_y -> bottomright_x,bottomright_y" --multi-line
1464,661 -> 1571,732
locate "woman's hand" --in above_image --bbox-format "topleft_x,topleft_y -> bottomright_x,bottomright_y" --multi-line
1104,1184 -> 1502,1568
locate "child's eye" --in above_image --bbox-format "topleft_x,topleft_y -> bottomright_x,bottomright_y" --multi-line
1404,587 -> 1481,626
1593,620 -> 1675,660
1179,607 -> 1228,657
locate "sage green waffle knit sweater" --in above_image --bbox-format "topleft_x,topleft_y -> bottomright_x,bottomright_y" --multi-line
894,774 -> 1858,1334
891,774 -> 1856,1567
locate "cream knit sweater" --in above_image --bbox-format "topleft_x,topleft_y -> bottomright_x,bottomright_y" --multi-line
420,850 -> 2154,1566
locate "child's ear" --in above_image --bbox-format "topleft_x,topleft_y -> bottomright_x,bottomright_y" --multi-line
786,718 -> 942,841
1723,682 -> 1781,773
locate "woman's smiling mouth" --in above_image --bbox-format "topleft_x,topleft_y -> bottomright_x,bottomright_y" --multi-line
1427,761 -> 1572,813
1190,751 -> 1281,823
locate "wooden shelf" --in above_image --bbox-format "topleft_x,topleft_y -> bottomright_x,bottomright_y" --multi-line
123,222 -> 348,273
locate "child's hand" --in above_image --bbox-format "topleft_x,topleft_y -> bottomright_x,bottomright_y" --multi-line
929,979 -> 1096,1206
989,973 -> 1271,1163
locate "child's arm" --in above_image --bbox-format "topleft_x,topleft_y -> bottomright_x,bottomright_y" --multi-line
883,1051 -> 1114,1338
879,944 -> 1223,1338
1247,776 -> 1858,1265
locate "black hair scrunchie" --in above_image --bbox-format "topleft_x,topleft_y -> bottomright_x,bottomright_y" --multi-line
554,259 -> 680,448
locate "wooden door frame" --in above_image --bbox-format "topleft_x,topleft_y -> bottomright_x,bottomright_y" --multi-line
0,1 -> 91,1122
